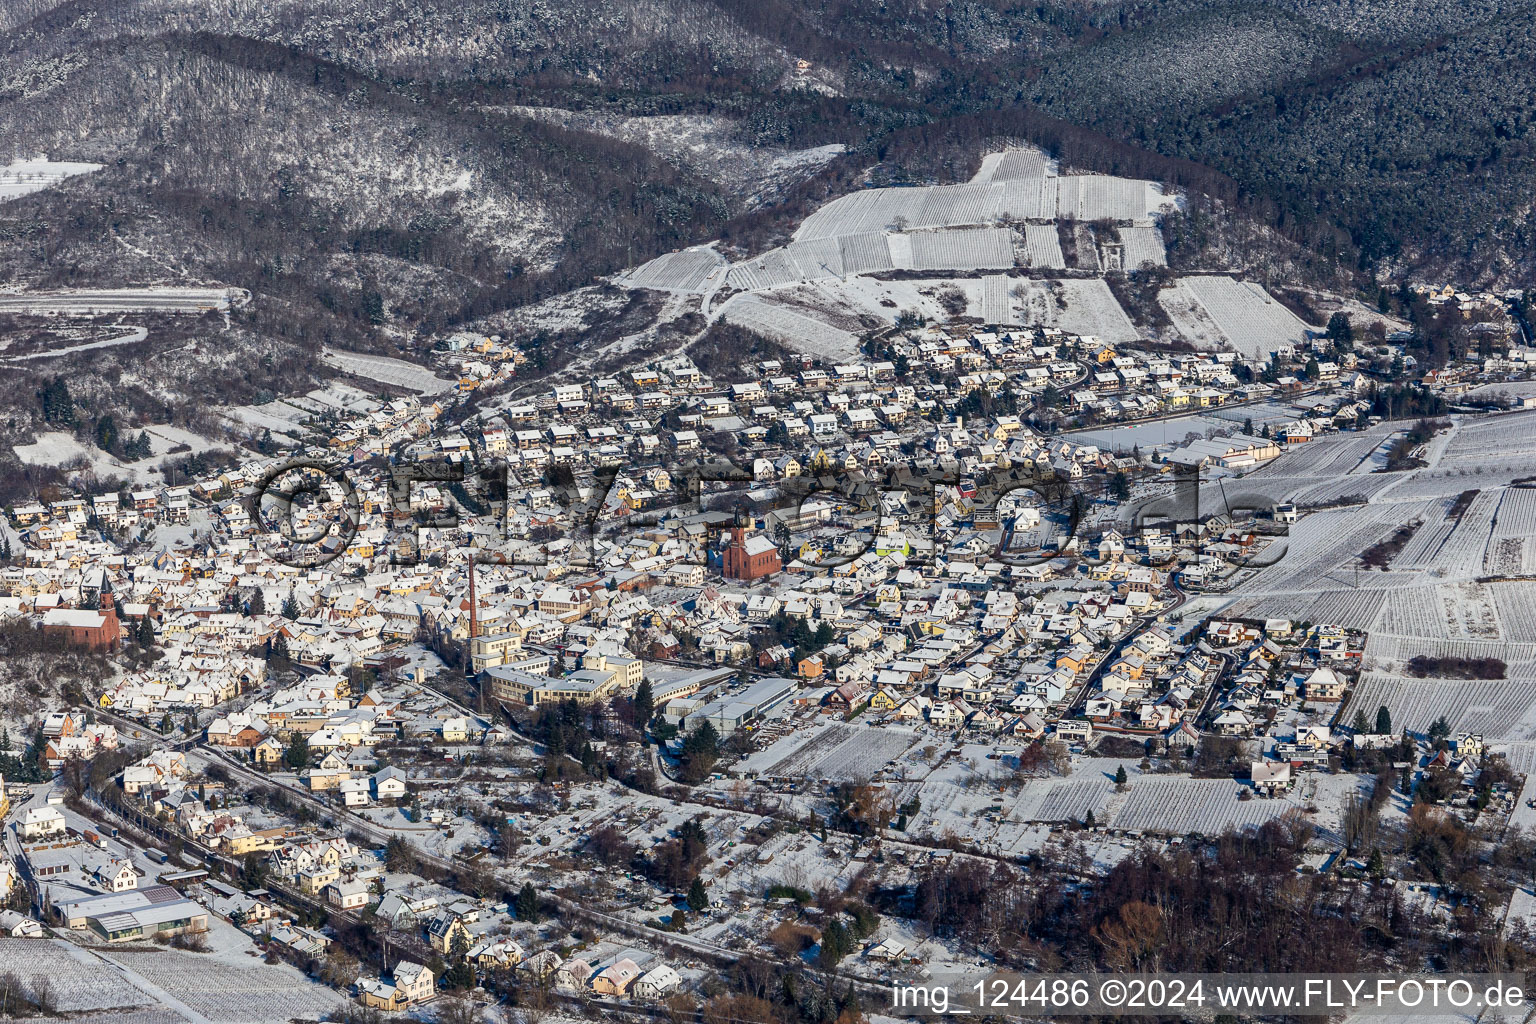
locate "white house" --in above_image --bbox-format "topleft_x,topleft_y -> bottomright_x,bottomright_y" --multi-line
632,965 -> 682,1000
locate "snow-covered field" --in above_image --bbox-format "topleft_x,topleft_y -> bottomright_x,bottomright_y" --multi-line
0,155 -> 103,200
1172,276 -> 1315,359
99,923 -> 337,1024
1014,278 -> 1138,344
621,246 -> 729,293
323,348 -> 453,394
746,722 -> 923,782
716,294 -> 863,361
0,939 -> 157,1011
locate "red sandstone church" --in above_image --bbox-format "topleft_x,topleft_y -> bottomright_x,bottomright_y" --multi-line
41,572 -> 120,652
721,524 -> 781,582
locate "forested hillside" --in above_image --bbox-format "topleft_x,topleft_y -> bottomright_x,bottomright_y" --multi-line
0,0 -> 1533,414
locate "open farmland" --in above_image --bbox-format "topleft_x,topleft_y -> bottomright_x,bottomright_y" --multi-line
1056,175 -> 1167,222
0,156 -> 104,199
622,246 -> 726,292
908,228 -> 1015,271
1021,224 -> 1066,269
0,940 -> 155,1011
973,146 -> 1056,182
1015,776 -> 1114,822
755,722 -> 921,782
1343,672 -> 1536,740
99,945 -> 338,1024
980,275 -> 1015,325
1111,777 -> 1303,835
1118,225 -> 1168,268
1176,276 -> 1315,359
716,294 -> 861,361
322,349 -> 454,394
1015,278 -> 1139,343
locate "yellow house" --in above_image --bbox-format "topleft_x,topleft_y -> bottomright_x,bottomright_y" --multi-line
1056,648 -> 1091,675
298,864 -> 340,895
427,914 -> 470,955
869,688 -> 901,712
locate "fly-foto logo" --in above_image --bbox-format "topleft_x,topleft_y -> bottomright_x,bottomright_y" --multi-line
247,453 -> 1112,572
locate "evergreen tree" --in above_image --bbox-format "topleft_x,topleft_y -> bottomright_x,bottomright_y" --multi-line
284,732 -> 310,770
1114,765 -> 1128,787
688,876 -> 709,911
281,591 -> 300,620
1374,705 -> 1392,735
1327,312 -> 1355,348
95,415 -> 119,453
268,633 -> 291,671
516,882 -> 540,922
248,588 -> 265,616
817,919 -> 851,967
137,614 -> 155,647
633,678 -> 654,728
37,377 -> 74,425
1351,709 -> 1370,734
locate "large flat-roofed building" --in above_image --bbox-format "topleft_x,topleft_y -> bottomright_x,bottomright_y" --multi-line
52,884 -> 208,942
683,676 -> 799,736
485,666 -> 623,706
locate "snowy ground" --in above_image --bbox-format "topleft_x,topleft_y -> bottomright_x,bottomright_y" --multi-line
323,348 -> 454,394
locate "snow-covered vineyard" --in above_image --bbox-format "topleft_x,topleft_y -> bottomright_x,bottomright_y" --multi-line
610,145 -> 1325,367
1203,412 -> 1536,744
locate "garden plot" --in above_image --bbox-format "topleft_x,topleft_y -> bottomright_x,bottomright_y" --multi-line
1110,777 -> 1296,835
838,232 -> 894,275
997,176 -> 1059,220
981,146 -> 1056,182
1055,175 -> 1164,222
1020,224 -> 1066,269
1118,225 -> 1167,268
0,939 -> 155,1011
755,722 -> 922,782
321,349 -> 453,394
621,246 -> 726,292
1017,278 -> 1139,343
1178,276 -> 1314,359
1343,674 -> 1536,740
907,227 -> 1015,271
99,941 -> 339,1024
1012,777 -> 1113,823
980,275 -> 1015,325
716,295 -> 861,361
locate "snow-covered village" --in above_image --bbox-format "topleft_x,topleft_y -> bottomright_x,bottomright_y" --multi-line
6,9 -> 1536,1007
